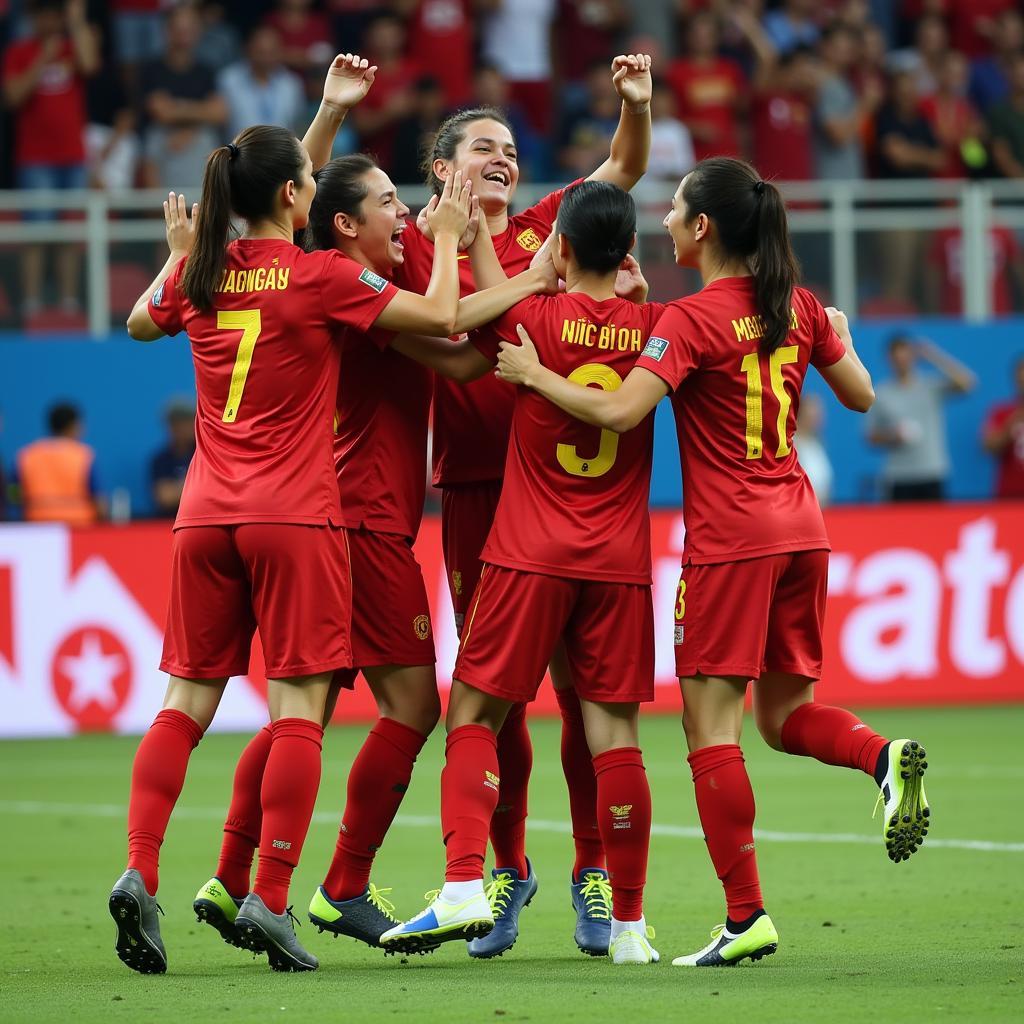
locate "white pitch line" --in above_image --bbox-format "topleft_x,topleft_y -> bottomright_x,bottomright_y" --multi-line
2,799 -> 1022,854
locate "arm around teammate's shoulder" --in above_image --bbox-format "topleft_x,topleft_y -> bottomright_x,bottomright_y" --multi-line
816,306 -> 875,413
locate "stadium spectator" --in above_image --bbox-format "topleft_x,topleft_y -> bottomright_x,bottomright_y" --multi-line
867,334 -> 976,502
813,22 -> 881,180
647,79 -> 695,181
919,49 -> 987,178
557,59 -> 621,179
948,0 -> 1017,61
989,52 -> 1024,179
557,0 -> 627,86
218,25 -> 304,140
795,393 -> 834,506
85,48 -> 138,190
982,355 -> 1024,499
150,398 -> 195,518
891,13 -> 948,98
395,0 -> 475,107
751,46 -> 818,183
109,0 -> 163,86
195,1 -> 242,72
762,0 -> 821,56
625,0 -> 680,61
15,401 -> 102,524
926,225 -> 1024,316
968,7 -> 1024,113
480,0 -> 557,134
2,0 -> 99,320
390,75 -> 446,184
140,4 -> 227,189
264,0 -> 333,75
667,11 -> 745,162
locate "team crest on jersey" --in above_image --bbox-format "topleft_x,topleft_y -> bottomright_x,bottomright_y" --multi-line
152,283 -> 164,307
516,227 -> 544,252
359,267 -> 388,293
413,614 -> 431,641
642,336 -> 670,362
452,570 -> 463,597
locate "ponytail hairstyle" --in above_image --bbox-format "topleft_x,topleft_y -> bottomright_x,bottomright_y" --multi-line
556,180 -> 636,274
303,154 -> 378,252
422,106 -> 515,196
681,157 -> 799,353
182,125 -> 306,311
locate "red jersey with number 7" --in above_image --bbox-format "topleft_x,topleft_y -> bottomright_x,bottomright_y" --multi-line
471,293 -> 666,584
635,278 -> 846,565
147,238 -> 398,528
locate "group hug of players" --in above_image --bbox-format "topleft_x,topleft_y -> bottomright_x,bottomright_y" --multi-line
109,51 -> 931,975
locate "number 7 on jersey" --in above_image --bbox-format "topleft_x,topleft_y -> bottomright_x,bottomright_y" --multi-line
218,309 -> 262,423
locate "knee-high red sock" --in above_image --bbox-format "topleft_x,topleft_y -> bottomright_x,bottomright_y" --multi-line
442,724 -> 500,881
781,703 -> 889,780
252,718 -> 323,915
127,708 -> 205,894
490,703 -> 531,877
593,747 -> 650,921
323,717 -> 428,902
688,744 -> 763,922
555,688 -> 605,879
215,724 -> 273,898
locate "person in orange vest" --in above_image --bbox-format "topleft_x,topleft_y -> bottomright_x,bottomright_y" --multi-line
16,402 -> 103,525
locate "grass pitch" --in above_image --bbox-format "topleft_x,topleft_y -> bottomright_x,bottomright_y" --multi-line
1,706 -> 1022,1023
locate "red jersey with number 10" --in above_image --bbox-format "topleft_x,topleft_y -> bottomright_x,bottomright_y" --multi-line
148,238 -> 398,528
635,278 -> 846,565
472,293 -> 666,584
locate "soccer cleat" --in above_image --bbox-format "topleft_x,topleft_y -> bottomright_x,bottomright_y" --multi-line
467,861 -> 538,959
672,913 -> 779,967
108,868 -> 167,974
193,877 -> 251,950
570,868 -> 612,957
380,888 -> 493,952
875,738 -> 930,863
308,883 -> 437,955
234,893 -> 317,972
610,923 -> 659,965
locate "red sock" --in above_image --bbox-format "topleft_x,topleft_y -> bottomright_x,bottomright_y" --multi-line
323,718 -> 428,902
489,703 -> 531,877
215,724 -> 273,898
127,708 -> 204,894
688,744 -> 763,922
781,703 -> 888,779
253,718 -> 323,915
593,747 -> 650,921
555,689 -> 605,879
442,724 -> 499,881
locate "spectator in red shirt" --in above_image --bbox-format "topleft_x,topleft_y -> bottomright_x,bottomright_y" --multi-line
2,0 -> 99,321
751,45 -> 818,182
982,356 -> 1024,499
264,0 -> 333,76
396,0 -> 476,107
948,0 -> 1016,60
667,11 -> 746,161
557,0 -> 627,84
919,49 -> 987,178
927,225 -> 1024,316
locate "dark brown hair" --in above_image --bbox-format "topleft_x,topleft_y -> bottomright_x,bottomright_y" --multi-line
303,154 -> 378,252
422,106 -> 515,196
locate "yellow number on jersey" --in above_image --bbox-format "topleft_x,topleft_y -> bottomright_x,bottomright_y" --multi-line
674,578 -> 687,622
218,309 -> 262,423
740,346 -> 799,460
556,362 -> 624,478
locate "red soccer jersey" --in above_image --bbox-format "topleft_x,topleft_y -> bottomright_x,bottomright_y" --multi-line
635,278 -> 846,565
406,0 -> 474,106
148,239 -> 398,528
985,401 -> 1024,499
396,180 -> 583,487
334,326 -> 432,539
472,293 -> 666,584
928,226 -> 1017,316
752,90 -> 813,181
666,57 -> 745,162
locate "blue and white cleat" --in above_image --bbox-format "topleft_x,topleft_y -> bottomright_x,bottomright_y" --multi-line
467,862 -> 538,959
380,888 -> 493,953
570,868 -> 612,957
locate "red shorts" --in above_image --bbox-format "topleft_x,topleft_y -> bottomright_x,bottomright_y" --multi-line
454,565 -> 655,704
161,524 -> 352,680
674,550 -> 828,681
332,527 -> 436,690
440,480 -> 502,632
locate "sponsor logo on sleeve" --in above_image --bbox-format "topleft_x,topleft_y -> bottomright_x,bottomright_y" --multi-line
152,283 -> 164,307
358,267 -> 389,293
642,336 -> 670,362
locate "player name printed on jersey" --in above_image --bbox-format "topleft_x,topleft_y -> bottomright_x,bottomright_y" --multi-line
560,317 -> 645,352
216,265 -> 291,294
730,308 -> 799,343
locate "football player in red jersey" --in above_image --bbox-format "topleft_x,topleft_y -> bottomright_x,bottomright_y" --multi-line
380,181 -> 662,966
109,115 -> 476,974
193,153 -> 556,959
305,51 -> 654,958
497,158 -> 931,968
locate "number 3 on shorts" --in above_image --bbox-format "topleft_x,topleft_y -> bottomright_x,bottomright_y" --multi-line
218,309 -> 262,423
556,362 -> 623,477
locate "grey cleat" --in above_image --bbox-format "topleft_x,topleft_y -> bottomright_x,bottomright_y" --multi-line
235,893 -> 318,972
108,869 -> 167,974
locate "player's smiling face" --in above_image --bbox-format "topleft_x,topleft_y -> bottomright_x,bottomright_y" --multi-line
444,119 -> 519,214
354,166 -> 411,272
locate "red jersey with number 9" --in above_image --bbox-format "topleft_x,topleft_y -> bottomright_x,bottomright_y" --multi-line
635,277 -> 846,565
147,238 -> 398,528
471,293 -> 666,584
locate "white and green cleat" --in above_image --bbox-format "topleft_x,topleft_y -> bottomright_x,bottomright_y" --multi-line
672,914 -> 779,967
876,738 -> 930,863
610,922 -> 659,965
193,877 -> 252,951
380,889 -> 493,953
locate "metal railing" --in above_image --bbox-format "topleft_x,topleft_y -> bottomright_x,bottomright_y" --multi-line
0,178 -> 1022,338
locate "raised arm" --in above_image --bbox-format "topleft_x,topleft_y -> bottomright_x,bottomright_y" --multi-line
915,338 -> 977,394
587,53 -> 653,190
815,307 -> 875,413
496,324 -> 667,433
302,54 -> 377,172
390,334 -> 493,383
454,262 -> 556,333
